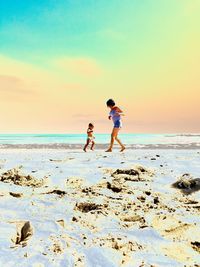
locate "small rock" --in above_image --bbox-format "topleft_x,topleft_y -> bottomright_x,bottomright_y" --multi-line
154,197 -> 159,204
191,241 -> 200,253
113,169 -> 139,176
72,217 -> 78,222
107,181 -> 122,193
75,202 -> 104,213
172,175 -> 200,194
47,190 -> 67,195
9,192 -> 23,198
137,196 -> 146,202
123,215 -> 141,222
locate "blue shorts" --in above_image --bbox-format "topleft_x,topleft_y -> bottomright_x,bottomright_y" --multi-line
114,120 -> 122,128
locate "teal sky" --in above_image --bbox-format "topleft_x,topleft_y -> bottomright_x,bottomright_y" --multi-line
0,0 -> 181,63
0,0 -> 133,60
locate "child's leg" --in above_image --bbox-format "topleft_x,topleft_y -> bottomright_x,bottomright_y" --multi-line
83,139 -> 90,152
106,128 -> 119,152
115,135 -> 125,151
91,141 -> 95,150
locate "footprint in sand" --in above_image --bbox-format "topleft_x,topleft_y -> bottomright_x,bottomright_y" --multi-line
11,221 -> 33,247
92,234 -> 144,265
151,214 -> 200,242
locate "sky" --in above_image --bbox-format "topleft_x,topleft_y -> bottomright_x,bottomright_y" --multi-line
0,0 -> 200,133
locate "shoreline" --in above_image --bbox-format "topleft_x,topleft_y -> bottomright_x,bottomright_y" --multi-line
0,143 -> 200,150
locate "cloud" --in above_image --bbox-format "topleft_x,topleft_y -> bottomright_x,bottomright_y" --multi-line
0,74 -> 22,85
54,57 -> 102,77
0,75 -> 33,95
0,74 -> 38,105
0,54 -> 65,100
64,83 -> 87,91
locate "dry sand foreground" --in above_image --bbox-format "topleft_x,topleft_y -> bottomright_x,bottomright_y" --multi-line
0,149 -> 199,267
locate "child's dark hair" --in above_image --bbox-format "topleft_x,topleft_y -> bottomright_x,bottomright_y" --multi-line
106,99 -> 115,107
88,123 -> 94,127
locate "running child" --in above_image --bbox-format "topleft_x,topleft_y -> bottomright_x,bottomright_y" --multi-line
106,99 -> 125,152
83,123 -> 95,152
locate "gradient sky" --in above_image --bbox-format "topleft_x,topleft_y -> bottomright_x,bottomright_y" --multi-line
0,0 -> 200,133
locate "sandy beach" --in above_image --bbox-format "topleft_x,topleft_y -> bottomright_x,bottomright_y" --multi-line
0,148 -> 199,267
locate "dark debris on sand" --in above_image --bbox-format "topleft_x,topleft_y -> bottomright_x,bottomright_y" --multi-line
191,241 -> 200,253
46,190 -> 67,196
113,169 -> 140,176
111,166 -> 153,184
172,174 -> 200,195
75,202 -> 107,213
0,168 -> 44,187
9,192 -> 23,198
107,181 -> 122,193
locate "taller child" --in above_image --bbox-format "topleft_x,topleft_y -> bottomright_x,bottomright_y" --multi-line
106,99 -> 126,152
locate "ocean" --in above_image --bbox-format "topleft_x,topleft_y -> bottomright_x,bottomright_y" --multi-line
0,133 -> 199,149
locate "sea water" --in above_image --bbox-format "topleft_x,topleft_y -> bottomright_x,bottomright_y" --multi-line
0,133 -> 199,145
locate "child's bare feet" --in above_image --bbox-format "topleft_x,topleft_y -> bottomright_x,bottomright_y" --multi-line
105,148 -> 112,152
83,148 -> 87,152
120,146 -> 126,152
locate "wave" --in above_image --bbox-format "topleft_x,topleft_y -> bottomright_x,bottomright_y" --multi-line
0,143 -> 200,150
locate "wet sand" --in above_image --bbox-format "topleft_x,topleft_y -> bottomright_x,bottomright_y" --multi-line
0,149 -> 199,267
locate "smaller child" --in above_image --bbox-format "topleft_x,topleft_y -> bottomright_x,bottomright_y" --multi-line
83,123 -> 95,152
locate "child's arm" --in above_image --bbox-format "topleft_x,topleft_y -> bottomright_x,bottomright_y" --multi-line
115,107 -> 125,116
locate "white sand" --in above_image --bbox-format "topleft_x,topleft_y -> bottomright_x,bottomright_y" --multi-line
0,149 -> 200,267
